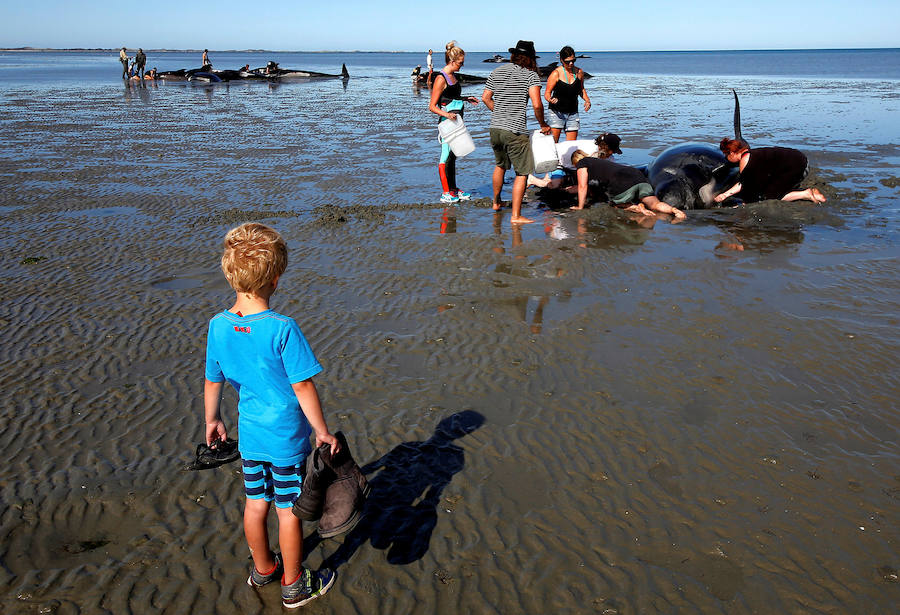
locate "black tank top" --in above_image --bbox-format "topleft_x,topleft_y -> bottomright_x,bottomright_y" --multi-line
438,71 -> 462,106
550,69 -> 582,114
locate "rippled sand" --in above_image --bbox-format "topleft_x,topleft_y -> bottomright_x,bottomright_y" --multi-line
0,74 -> 898,614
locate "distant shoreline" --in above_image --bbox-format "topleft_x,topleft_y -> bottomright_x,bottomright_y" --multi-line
2,46 -> 898,54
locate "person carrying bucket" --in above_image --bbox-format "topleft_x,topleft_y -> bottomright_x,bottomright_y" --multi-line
428,41 -> 480,204
481,40 -> 551,224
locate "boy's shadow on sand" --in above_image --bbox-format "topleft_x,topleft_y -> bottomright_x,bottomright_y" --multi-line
305,410 -> 484,567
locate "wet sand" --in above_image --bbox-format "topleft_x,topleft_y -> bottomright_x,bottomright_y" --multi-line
0,72 -> 898,614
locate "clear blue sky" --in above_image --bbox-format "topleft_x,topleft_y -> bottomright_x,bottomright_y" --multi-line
3,0 -> 898,51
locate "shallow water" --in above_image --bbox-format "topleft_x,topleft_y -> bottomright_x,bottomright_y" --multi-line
0,50 -> 898,614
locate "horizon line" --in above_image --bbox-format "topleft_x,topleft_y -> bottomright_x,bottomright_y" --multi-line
2,46 -> 898,54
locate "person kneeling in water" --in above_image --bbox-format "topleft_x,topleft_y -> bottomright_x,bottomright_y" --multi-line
714,138 -> 826,204
569,149 -> 686,220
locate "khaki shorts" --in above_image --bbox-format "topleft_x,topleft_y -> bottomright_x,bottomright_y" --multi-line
610,182 -> 654,205
490,128 -> 534,176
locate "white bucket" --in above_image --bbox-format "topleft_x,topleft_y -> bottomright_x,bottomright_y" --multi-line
438,117 -> 476,157
531,130 -> 559,174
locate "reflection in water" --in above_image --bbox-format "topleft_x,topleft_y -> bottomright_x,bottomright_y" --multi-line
489,212 -> 564,334
708,206 -> 806,253
439,207 -> 457,234
541,211 -> 653,251
123,80 -> 146,104
520,295 -> 549,334
685,203 -> 810,254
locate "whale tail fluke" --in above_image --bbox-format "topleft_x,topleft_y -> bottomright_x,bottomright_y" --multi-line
341,63 -> 349,79
732,89 -> 742,141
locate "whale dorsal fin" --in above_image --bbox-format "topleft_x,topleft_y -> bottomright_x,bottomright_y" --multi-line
732,89 -> 742,141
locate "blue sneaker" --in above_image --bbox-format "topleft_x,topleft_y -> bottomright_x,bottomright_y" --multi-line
247,552 -> 282,588
282,567 -> 336,609
440,192 -> 460,204
454,190 -> 472,201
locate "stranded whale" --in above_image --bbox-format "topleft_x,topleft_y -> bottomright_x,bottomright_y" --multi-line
647,90 -> 743,209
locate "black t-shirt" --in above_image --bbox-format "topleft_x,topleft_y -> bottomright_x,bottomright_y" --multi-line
576,157 -> 648,198
738,146 -> 808,201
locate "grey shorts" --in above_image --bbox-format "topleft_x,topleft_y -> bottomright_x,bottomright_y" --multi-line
489,128 -> 534,176
547,108 -> 580,132
610,182 -> 655,205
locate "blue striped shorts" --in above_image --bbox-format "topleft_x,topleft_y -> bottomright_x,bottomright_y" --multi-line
242,459 -> 304,509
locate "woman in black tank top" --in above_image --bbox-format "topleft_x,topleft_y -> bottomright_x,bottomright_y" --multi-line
428,42 -> 480,203
544,46 -> 591,142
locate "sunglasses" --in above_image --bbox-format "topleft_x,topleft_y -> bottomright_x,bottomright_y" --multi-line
563,58 -> 576,64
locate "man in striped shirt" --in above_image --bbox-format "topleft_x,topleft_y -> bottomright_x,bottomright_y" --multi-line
482,40 -> 551,224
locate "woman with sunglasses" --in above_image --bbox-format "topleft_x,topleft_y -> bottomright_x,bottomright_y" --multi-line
429,41 -> 480,203
545,46 -> 591,142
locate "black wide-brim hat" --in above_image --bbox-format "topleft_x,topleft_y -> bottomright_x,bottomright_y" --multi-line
509,40 -> 537,59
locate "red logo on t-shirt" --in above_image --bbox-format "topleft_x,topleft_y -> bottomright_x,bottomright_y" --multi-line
233,326 -> 251,333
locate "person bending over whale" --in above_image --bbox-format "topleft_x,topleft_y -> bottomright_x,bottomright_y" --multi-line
569,150 -> 686,220
529,132 -> 623,189
714,138 -> 826,204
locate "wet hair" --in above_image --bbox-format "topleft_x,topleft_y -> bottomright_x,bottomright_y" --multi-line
559,46 -> 575,61
720,138 -> 750,156
511,51 -> 538,73
446,41 -> 464,64
221,223 -> 287,295
570,149 -> 590,166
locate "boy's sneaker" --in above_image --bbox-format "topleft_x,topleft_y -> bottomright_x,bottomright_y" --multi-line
454,190 -> 472,201
440,192 -> 460,204
282,567 -> 336,609
247,552 -> 283,588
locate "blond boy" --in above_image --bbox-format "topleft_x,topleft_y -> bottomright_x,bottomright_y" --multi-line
203,222 -> 338,608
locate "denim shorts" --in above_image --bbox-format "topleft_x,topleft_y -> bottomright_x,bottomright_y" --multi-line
547,108 -> 580,132
242,459 -> 304,509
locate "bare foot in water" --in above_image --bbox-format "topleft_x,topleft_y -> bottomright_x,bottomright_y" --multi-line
492,201 -> 507,211
624,203 -> 655,216
510,216 -> 535,224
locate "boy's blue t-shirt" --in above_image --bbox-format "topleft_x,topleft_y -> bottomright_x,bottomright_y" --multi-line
205,309 -> 323,465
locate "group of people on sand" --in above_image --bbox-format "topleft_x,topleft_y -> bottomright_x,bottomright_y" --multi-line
119,47 -> 156,81
185,43 -> 828,613
428,39 -> 826,225
118,47 -> 214,82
